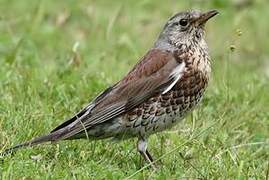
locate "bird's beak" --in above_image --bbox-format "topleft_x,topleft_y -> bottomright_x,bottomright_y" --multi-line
194,10 -> 219,25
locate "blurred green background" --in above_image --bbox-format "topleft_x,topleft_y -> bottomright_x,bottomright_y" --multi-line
0,0 -> 268,179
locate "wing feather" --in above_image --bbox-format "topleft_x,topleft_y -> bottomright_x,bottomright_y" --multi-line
53,49 -> 186,140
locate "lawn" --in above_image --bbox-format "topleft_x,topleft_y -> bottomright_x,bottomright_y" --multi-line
0,0 -> 268,179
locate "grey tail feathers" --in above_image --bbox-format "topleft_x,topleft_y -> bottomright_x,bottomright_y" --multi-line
0,130 -> 65,157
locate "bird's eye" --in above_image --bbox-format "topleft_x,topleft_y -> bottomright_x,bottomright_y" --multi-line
179,19 -> 188,27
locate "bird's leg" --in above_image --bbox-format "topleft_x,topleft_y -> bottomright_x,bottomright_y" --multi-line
137,138 -> 157,170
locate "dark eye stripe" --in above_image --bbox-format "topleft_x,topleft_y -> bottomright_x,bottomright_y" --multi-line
171,19 -> 189,28
172,22 -> 180,26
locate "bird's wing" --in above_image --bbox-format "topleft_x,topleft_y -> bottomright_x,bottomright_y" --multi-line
52,48 -> 179,134
57,49 -> 188,140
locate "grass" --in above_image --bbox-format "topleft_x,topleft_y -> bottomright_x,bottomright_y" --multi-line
0,0 -> 268,179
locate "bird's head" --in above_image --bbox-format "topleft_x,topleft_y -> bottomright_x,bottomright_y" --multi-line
156,10 -> 218,49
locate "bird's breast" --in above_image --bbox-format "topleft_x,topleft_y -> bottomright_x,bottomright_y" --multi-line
121,66 -> 208,136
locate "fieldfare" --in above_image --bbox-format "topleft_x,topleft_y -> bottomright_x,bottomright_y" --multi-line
1,10 -> 218,168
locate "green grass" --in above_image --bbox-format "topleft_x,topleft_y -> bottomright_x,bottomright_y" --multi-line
0,0 -> 268,179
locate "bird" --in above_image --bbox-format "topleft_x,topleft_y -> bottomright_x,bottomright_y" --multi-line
0,9 -> 218,169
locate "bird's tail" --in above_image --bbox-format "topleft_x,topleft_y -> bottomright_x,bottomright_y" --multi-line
0,129 -> 67,157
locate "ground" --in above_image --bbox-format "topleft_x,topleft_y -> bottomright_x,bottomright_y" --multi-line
0,0 -> 268,179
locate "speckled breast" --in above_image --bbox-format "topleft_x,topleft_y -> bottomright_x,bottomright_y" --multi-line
123,66 -> 209,137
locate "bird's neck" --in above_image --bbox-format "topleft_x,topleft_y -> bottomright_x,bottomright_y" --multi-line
153,37 -> 177,51
154,37 -> 211,77
153,33 -> 192,51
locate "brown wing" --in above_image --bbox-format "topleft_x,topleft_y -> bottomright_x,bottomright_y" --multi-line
51,49 -> 175,133
57,49 -> 185,140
